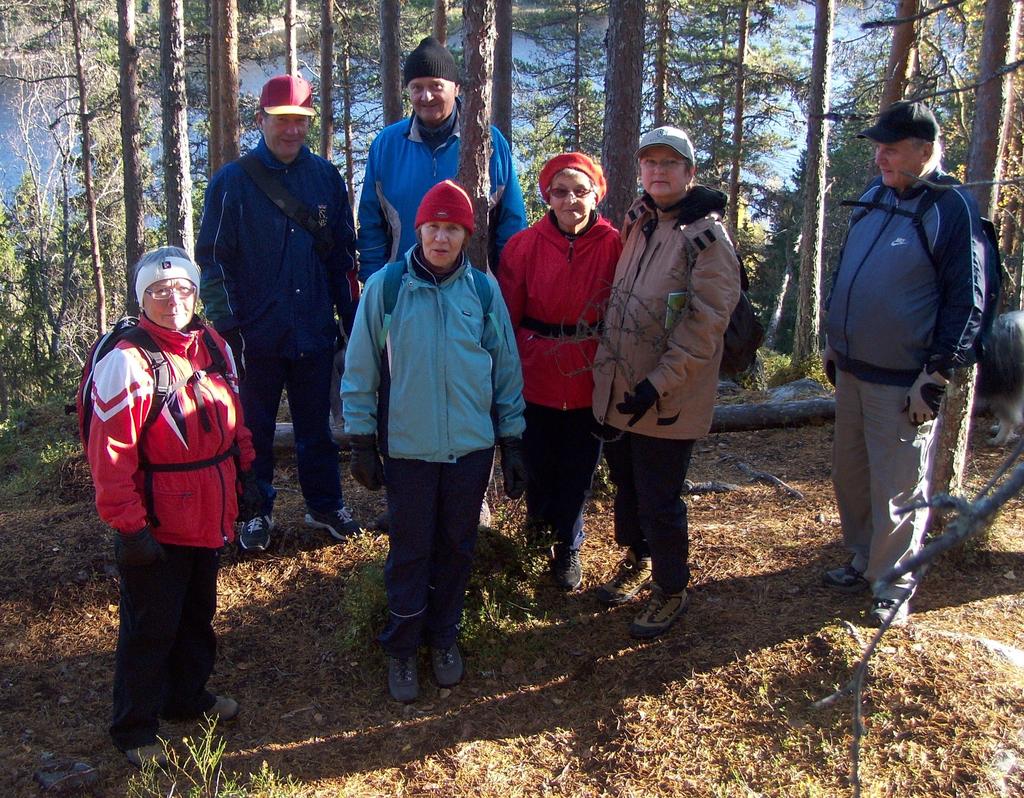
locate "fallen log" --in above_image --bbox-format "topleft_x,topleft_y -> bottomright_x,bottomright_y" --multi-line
709,398 -> 835,433
272,398 -> 837,451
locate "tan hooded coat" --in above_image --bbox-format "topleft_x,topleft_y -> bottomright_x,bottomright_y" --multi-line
592,189 -> 741,440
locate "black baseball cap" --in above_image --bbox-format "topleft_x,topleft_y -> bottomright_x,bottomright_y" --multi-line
858,101 -> 939,143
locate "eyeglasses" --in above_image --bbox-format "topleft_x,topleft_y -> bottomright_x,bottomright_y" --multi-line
146,284 -> 196,301
639,158 -> 688,171
549,187 -> 594,199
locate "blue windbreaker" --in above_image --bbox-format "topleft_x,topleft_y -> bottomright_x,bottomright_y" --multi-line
196,138 -> 359,357
342,249 -> 526,462
356,102 -> 527,281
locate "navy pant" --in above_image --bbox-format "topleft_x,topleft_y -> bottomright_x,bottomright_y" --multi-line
603,432 -> 695,595
379,448 -> 493,657
523,403 -> 602,552
240,348 -> 342,515
110,545 -> 219,751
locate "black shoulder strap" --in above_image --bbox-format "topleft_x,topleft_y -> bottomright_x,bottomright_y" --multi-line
239,153 -> 335,260
120,326 -> 170,430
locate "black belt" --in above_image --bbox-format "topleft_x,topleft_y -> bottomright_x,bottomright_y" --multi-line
520,316 -> 601,339
140,444 -> 240,526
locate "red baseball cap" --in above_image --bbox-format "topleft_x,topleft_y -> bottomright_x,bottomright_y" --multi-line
259,75 -> 315,117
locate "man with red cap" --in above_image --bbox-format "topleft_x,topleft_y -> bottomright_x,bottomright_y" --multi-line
342,180 -> 526,703
498,152 -> 622,591
197,74 -> 362,552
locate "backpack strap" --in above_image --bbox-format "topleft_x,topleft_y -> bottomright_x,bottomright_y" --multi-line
239,153 -> 335,261
377,260 -> 495,351
120,326 -> 170,431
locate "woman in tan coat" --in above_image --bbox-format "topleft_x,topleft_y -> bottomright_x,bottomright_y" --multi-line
592,126 -> 741,639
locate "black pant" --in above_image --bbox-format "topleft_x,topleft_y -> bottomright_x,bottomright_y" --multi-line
603,432 -> 695,594
110,545 -> 219,751
523,403 -> 602,552
379,448 -> 494,657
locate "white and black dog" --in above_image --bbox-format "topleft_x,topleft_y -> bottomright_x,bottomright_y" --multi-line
977,310 -> 1024,445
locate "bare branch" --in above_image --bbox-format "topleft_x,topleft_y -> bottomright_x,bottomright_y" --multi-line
861,0 -> 965,30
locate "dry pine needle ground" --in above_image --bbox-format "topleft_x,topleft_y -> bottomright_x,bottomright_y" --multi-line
1,407 -> 1022,797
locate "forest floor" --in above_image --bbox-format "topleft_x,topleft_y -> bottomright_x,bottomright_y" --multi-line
2,402 -> 1023,797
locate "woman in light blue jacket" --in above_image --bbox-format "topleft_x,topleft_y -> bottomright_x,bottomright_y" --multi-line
342,180 -> 527,704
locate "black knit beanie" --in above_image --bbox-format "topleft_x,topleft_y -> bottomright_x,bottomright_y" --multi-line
403,36 -> 460,85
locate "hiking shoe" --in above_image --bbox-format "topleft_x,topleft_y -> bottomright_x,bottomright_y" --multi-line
822,563 -> 870,593
869,597 -> 909,627
387,655 -> 419,703
125,743 -> 168,769
205,695 -> 239,722
553,548 -> 583,591
431,643 -> 464,687
305,505 -> 360,541
629,584 -> 689,639
369,509 -> 390,533
238,514 -> 273,552
596,550 -> 652,606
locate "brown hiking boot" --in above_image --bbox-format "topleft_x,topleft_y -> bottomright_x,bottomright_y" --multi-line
629,584 -> 688,639
596,550 -> 652,606
125,743 -> 168,770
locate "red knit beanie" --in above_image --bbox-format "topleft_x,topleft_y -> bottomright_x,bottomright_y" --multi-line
538,152 -> 607,202
415,180 -> 475,234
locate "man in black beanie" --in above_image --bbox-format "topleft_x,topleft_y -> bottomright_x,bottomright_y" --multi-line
356,36 -> 527,282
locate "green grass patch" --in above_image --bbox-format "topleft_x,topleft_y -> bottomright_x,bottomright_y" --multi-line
0,399 -> 82,500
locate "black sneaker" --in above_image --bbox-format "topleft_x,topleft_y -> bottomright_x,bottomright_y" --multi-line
238,515 -> 273,552
431,642 -> 464,687
387,655 -> 419,703
305,505 -> 360,540
553,548 -> 583,591
822,563 -> 870,593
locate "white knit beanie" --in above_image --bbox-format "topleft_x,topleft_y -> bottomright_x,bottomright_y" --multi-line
134,246 -> 200,305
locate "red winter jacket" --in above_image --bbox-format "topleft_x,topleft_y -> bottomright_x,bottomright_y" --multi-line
87,316 -> 255,547
498,212 -> 622,410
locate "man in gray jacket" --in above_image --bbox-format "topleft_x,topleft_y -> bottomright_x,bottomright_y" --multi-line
822,101 -> 987,626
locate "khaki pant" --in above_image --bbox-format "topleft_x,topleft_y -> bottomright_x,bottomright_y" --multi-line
831,370 -> 937,598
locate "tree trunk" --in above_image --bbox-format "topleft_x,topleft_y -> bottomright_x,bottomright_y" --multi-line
380,0 -> 403,125
117,0 -> 145,314
457,0 -> 496,270
727,0 -> 749,236
933,0 -> 1017,498
879,0 -> 918,108
492,0 -> 512,139
320,0 -> 334,159
68,0 -> 106,334
339,18 -> 356,200
601,0 -> 646,228
570,0 -> 583,151
208,0 -> 222,174
792,0 -> 835,364
653,0 -> 669,126
434,0 -> 448,45
217,0 -> 239,166
285,0 -> 297,76
161,0 -> 194,254
764,252 -> 792,351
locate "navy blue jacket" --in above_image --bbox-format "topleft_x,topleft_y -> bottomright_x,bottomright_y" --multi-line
825,173 -> 987,385
196,138 -> 358,357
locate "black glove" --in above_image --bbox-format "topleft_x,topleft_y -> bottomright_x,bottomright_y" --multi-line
498,437 -> 528,499
222,327 -> 246,382
822,345 -> 837,387
349,434 -> 384,491
115,526 -> 166,568
237,470 -> 263,521
616,379 -> 659,427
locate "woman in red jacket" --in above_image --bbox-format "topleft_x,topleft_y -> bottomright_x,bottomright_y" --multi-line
87,247 -> 257,768
498,153 -> 623,590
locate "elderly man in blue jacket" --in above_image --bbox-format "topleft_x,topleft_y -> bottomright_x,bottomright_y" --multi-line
822,101 -> 987,626
356,36 -> 527,281
196,74 -> 361,552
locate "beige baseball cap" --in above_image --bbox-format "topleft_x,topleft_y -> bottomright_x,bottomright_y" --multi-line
636,126 -> 695,163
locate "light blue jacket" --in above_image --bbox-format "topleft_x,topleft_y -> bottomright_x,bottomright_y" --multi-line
356,102 -> 527,281
342,249 -> 526,462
